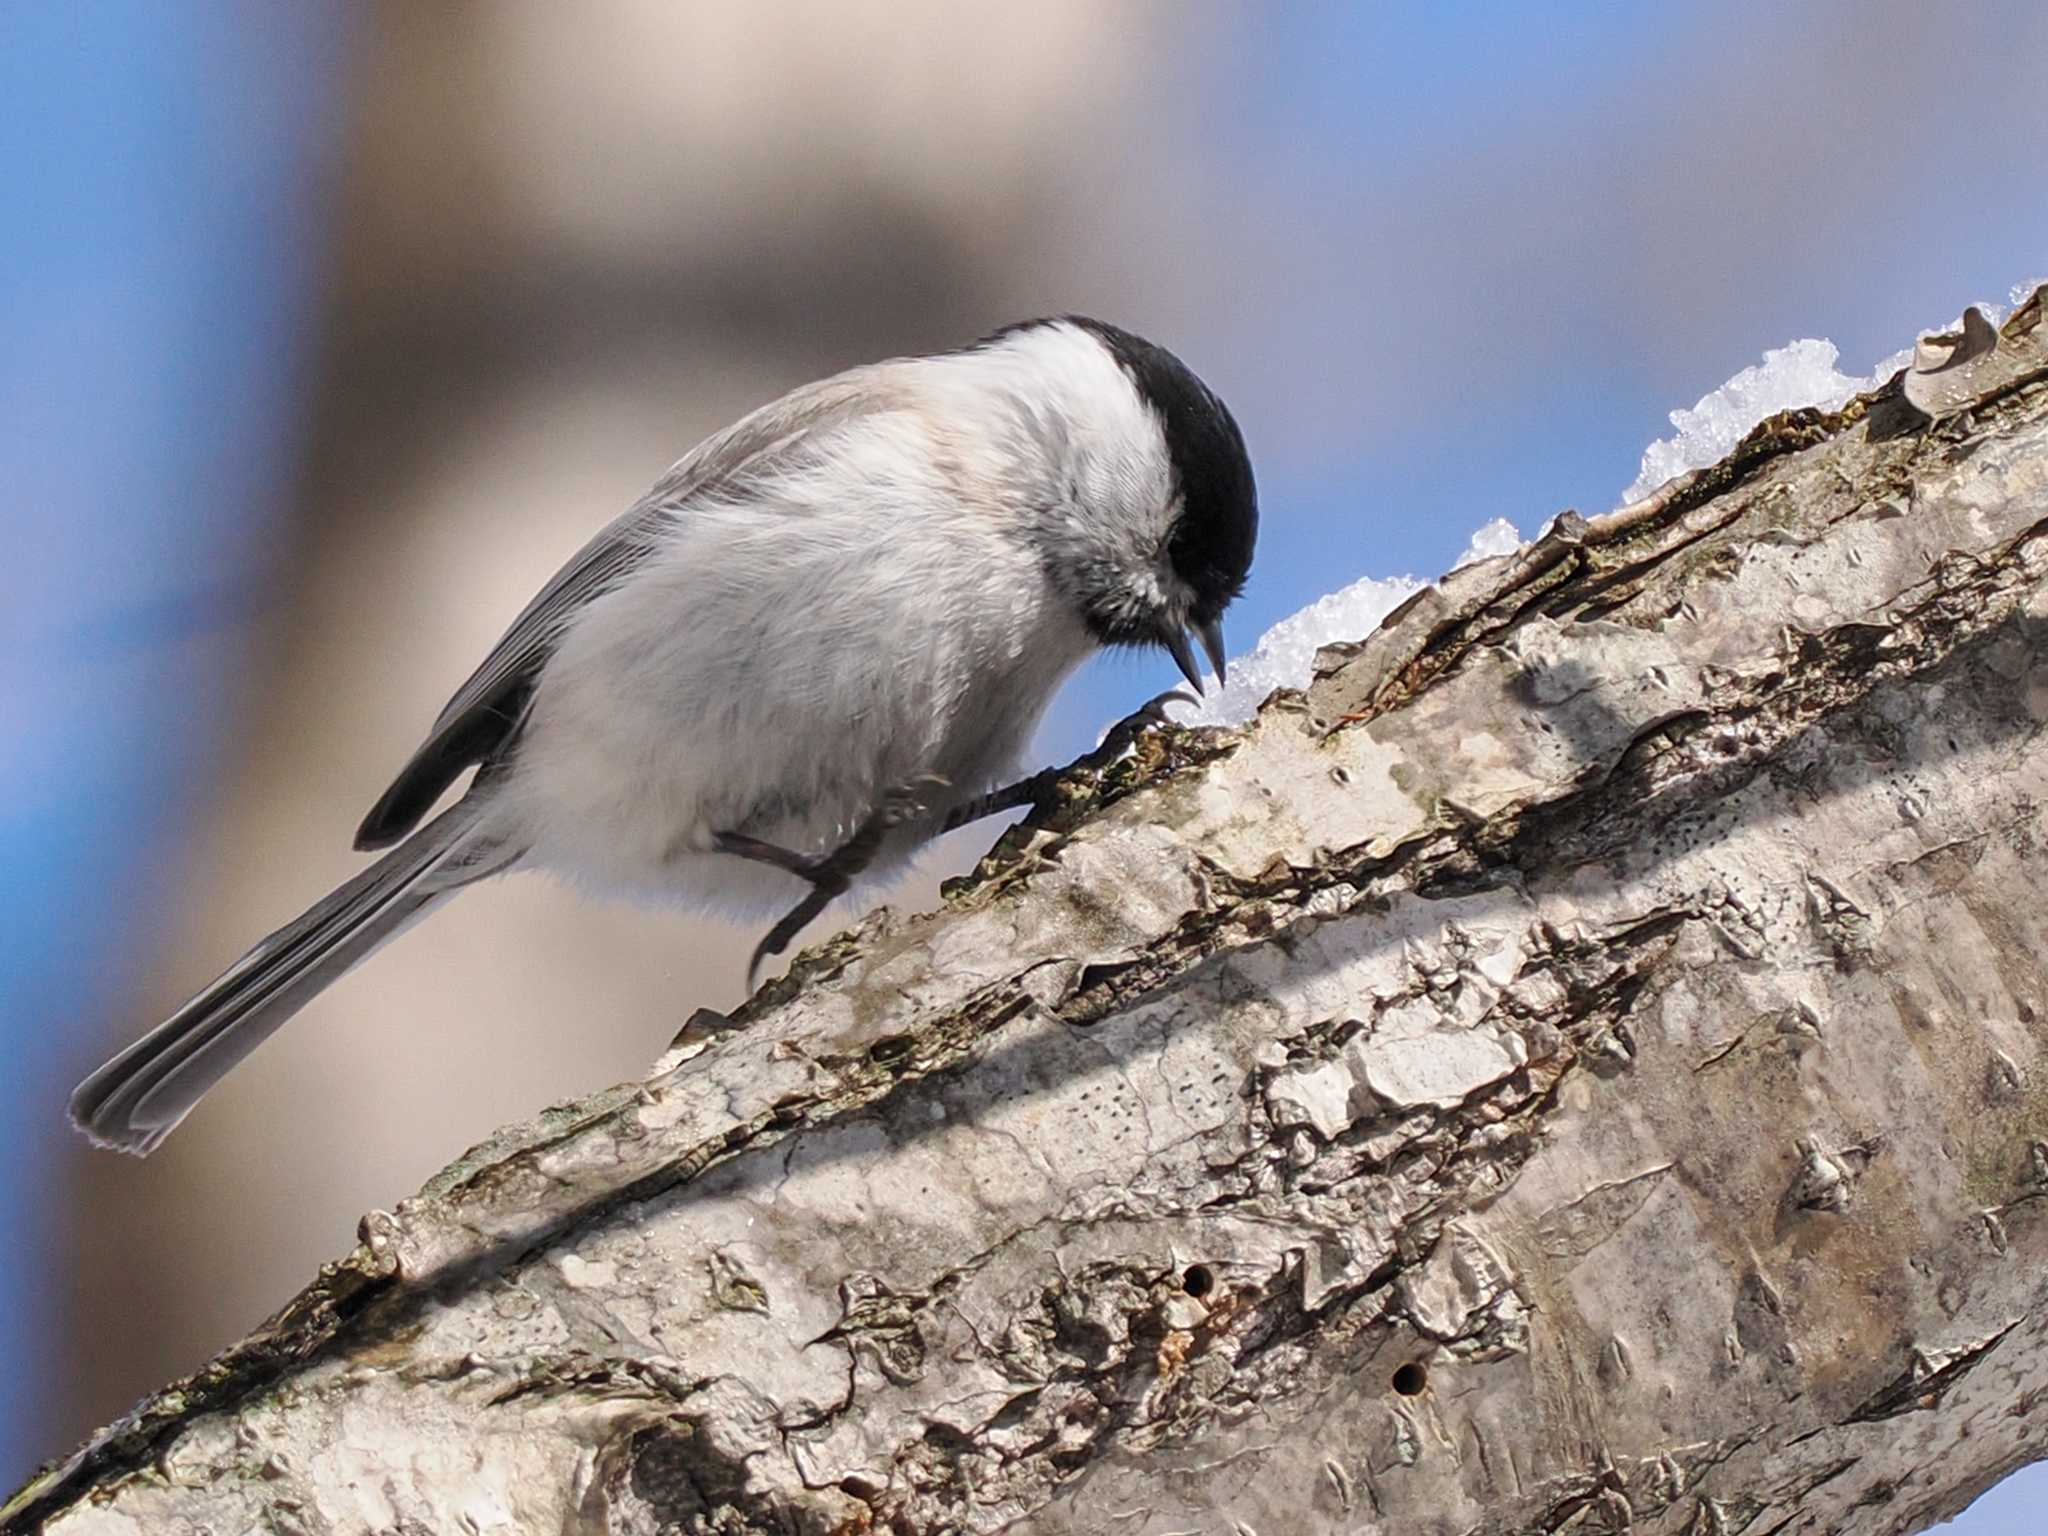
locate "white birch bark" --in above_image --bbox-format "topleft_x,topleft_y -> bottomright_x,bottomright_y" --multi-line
10,288 -> 2048,1536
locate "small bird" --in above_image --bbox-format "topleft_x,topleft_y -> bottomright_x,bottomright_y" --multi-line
70,317 -> 1257,1154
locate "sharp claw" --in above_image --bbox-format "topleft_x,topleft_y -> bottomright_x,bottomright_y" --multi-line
1141,687 -> 1200,720
747,900 -> 820,990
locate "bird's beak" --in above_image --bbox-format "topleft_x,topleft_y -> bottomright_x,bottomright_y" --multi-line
1161,618 -> 1229,695
1197,618 -> 1228,687
1162,625 -> 1205,696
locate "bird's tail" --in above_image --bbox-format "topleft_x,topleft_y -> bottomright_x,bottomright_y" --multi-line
70,799 -> 504,1155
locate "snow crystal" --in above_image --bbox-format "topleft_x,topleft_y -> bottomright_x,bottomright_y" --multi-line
1623,287 -> 2036,506
1453,516 -> 1525,569
1620,339 -> 1873,505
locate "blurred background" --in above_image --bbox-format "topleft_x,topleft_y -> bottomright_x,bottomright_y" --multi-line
3,2 -> 2044,1526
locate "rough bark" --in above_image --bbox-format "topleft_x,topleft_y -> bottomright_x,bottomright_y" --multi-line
11,288 -> 2048,1536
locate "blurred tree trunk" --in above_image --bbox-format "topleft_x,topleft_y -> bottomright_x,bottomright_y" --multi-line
11,290 -> 2048,1536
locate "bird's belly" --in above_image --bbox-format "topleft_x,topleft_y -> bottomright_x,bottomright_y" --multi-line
495,709 -> 895,915
492,687 -> 1044,918
482,531 -> 1094,914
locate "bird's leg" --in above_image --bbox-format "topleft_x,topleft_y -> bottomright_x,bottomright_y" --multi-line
717,777 -> 946,988
940,688 -> 1196,833
934,768 -> 1059,834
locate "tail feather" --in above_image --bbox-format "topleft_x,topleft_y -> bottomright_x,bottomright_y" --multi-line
70,801 -> 498,1155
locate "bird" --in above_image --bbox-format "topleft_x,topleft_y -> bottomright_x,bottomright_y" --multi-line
69,316 -> 1258,1155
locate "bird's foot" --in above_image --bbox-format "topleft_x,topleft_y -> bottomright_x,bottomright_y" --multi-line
1076,686 -> 1198,777
717,776 -> 947,988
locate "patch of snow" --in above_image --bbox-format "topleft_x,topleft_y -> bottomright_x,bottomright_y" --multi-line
1166,571 -> 1421,726
1168,518 -> 1526,727
1454,517 -> 1525,569
1620,339 -> 1874,505
1623,288 -> 2033,506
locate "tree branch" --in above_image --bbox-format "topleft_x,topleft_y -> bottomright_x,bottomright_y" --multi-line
13,287 -> 2048,1536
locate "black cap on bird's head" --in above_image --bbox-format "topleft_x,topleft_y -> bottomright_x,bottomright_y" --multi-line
971,314 -> 1258,693
1067,318 -> 1258,692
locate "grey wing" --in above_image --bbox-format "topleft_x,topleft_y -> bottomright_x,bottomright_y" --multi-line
351,503 -> 674,849
351,373 -> 884,851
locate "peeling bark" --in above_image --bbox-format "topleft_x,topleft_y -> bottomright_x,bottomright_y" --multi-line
11,288 -> 2048,1536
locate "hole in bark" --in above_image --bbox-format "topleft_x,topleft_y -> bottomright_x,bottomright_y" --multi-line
1391,1361 -> 1428,1396
1181,1264 -> 1215,1298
